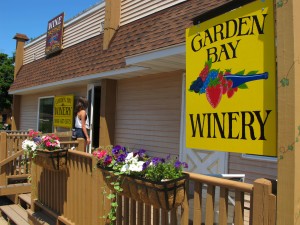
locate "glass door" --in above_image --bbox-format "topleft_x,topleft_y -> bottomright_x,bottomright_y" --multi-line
87,84 -> 101,153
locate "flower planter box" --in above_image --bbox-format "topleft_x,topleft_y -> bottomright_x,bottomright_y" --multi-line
34,149 -> 68,171
99,167 -> 188,210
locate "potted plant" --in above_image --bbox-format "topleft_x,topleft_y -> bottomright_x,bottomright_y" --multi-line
93,145 -> 189,223
22,130 -> 67,171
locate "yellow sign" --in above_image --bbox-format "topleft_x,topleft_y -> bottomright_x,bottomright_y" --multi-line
185,1 -> 276,156
54,95 -> 74,129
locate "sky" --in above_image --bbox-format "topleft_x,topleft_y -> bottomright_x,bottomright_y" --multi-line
0,0 -> 102,57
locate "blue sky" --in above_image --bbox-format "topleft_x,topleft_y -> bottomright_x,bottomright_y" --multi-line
0,0 -> 102,57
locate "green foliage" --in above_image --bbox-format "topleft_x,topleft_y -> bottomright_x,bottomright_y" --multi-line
144,159 -> 183,182
280,77 -> 289,87
0,53 -> 14,111
94,145 -> 188,224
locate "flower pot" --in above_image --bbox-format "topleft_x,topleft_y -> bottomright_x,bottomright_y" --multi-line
99,167 -> 188,210
34,149 -> 68,171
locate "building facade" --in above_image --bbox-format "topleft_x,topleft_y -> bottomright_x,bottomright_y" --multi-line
9,0 -> 277,183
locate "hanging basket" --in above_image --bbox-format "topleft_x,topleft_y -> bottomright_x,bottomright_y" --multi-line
99,167 -> 188,210
34,149 -> 68,171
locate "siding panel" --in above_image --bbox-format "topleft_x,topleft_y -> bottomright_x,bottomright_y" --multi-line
24,5 -> 105,64
23,0 -> 187,64
115,71 -> 182,158
120,0 -> 187,26
20,95 -> 39,130
19,86 -> 86,131
228,153 -> 277,183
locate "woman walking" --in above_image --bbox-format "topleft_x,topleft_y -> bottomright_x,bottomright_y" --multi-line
74,97 -> 90,151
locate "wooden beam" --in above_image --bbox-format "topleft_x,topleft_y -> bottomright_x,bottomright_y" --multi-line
99,79 -> 117,146
0,183 -> 31,196
0,150 -> 24,168
276,0 -> 300,224
103,0 -> 121,50
11,95 -> 21,131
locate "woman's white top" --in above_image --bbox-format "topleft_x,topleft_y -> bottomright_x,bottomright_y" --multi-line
75,113 -> 90,129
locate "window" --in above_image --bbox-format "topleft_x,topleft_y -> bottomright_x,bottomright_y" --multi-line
38,97 -> 54,133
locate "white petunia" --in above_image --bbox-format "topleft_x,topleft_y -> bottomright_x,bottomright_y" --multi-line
121,164 -> 129,172
125,152 -> 134,161
22,139 -> 37,152
55,140 -> 60,147
128,161 -> 144,172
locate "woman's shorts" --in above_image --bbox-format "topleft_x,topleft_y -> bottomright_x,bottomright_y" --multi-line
75,128 -> 86,140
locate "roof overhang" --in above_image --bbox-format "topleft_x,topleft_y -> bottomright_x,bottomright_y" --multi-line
10,43 -> 186,95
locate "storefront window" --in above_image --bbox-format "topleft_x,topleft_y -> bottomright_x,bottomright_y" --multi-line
38,97 -> 54,133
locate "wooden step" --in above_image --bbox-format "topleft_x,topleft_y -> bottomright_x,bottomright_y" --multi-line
7,175 -> 30,185
0,216 -> 8,225
29,201 -> 74,225
0,204 -> 29,225
0,183 -> 31,196
27,209 -> 56,225
18,193 -> 31,209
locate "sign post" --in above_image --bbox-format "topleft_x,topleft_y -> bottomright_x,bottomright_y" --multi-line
276,0 -> 300,224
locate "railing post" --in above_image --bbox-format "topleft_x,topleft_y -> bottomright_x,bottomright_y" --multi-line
91,157 -> 100,225
77,138 -> 85,152
30,157 -> 39,212
180,178 -> 189,225
91,157 -> 110,225
0,132 -> 8,186
252,178 -> 276,225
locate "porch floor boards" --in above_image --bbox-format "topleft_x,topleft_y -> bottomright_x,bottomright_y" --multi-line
0,204 -> 29,225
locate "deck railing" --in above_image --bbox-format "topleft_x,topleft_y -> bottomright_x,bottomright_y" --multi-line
0,131 -> 30,188
29,149 -> 277,225
0,131 -> 85,197
30,150 -> 105,225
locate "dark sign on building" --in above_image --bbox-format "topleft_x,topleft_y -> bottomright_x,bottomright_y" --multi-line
45,13 -> 64,55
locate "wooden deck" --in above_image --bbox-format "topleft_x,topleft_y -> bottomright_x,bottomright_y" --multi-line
0,193 -> 58,225
0,204 -> 29,225
0,193 -> 31,225
0,132 -> 277,225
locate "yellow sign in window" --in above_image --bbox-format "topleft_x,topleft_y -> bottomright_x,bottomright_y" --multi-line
185,0 -> 276,156
54,95 -> 74,129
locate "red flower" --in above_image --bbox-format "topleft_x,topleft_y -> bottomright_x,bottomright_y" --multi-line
93,150 -> 108,159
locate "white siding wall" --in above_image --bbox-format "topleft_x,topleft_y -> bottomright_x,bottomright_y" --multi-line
23,0 -> 187,64
228,153 -> 277,183
24,4 -> 105,64
63,8 -> 104,49
19,86 -> 86,131
115,71 -> 183,158
23,39 -> 46,65
120,0 -> 187,26
20,95 -> 39,130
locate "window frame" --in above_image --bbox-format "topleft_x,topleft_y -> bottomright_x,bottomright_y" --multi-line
241,153 -> 277,162
37,96 -> 54,133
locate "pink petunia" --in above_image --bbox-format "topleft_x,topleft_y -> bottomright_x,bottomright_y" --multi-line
98,150 -> 107,159
93,150 -> 108,159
